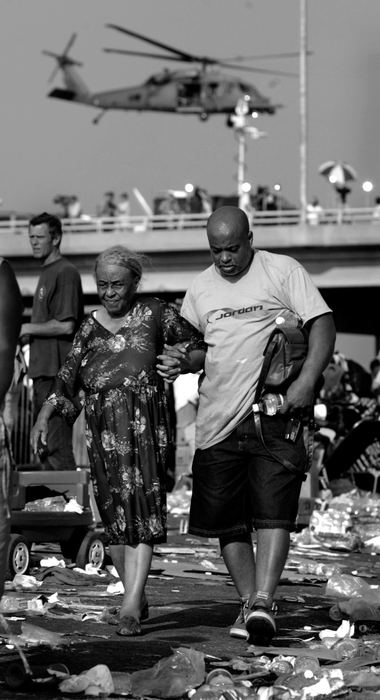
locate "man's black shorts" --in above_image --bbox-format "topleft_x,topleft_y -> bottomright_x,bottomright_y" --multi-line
189,413 -> 307,537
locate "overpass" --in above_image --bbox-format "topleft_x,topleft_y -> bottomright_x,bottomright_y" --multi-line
2,209 -> 380,345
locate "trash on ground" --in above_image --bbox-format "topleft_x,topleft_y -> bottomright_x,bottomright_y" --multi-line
126,646 -> 205,698
59,663 -> 114,696
106,580 -> 125,595
326,572 -> 380,601
4,621 -> 69,648
11,574 -> 43,591
39,556 -> 66,568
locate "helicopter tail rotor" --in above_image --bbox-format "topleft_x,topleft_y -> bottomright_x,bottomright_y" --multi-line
42,34 -> 83,83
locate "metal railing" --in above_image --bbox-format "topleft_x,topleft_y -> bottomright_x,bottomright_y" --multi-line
1,208 -> 379,236
8,378 -> 35,466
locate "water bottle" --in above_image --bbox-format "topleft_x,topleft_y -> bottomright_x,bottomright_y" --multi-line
260,393 -> 285,416
206,669 -> 234,686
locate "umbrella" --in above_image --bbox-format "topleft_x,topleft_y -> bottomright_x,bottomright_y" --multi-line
318,161 -> 357,187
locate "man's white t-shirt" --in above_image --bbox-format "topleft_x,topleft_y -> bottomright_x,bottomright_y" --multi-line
181,249 -> 332,450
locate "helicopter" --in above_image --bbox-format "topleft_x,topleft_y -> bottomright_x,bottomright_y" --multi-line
43,25 -> 299,125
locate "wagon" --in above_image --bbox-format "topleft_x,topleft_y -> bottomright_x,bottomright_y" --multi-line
7,468 -> 105,578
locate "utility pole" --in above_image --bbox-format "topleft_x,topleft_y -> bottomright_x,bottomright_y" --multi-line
237,127 -> 247,206
299,0 -> 308,223
230,98 -> 266,218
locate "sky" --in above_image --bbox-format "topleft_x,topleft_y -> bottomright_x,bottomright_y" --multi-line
2,0 -> 380,215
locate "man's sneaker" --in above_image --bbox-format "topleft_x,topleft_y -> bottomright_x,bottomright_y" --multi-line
229,602 -> 249,640
245,602 -> 277,645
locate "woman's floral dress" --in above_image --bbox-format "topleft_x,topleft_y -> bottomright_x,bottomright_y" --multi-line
46,297 -> 205,546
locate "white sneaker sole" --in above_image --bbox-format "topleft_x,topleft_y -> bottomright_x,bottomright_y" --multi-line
229,625 -> 249,640
246,609 -> 276,642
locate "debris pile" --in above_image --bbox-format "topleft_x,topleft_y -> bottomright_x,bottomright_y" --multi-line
293,488 -> 380,552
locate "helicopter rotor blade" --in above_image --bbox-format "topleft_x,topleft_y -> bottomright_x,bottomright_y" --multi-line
42,34 -> 83,83
221,50 -> 313,62
62,33 -> 77,56
42,50 -> 58,59
106,24 -> 298,75
103,48 -> 184,62
216,61 -> 297,77
106,24 -> 196,62
44,58 -> 83,83
48,65 -> 60,84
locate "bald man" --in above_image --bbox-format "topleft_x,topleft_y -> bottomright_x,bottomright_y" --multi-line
180,206 -> 335,643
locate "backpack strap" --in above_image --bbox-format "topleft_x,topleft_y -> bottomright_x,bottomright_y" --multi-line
254,335 -> 279,402
252,405 -> 309,481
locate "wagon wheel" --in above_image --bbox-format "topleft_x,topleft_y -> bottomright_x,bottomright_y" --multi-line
329,604 -> 344,622
3,661 -> 32,690
7,534 -> 30,578
75,531 -> 106,570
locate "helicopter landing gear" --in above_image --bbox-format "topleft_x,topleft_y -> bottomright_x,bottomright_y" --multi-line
199,112 -> 209,121
93,109 -> 107,125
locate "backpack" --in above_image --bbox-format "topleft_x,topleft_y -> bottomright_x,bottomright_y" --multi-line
253,324 -> 313,481
255,325 -> 308,401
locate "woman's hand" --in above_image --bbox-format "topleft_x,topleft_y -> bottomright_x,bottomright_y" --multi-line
30,420 -> 48,456
30,404 -> 54,455
156,343 -> 190,383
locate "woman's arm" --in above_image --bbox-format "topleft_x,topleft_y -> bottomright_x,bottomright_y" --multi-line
157,343 -> 206,382
29,320 -> 89,455
157,302 -> 207,382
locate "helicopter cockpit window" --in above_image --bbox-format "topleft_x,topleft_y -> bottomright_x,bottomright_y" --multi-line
146,70 -> 171,86
177,79 -> 201,107
238,82 -> 252,94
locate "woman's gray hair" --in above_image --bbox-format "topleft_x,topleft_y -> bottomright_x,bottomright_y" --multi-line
95,245 -> 147,284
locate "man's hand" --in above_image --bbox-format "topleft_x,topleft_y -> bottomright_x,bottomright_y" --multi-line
281,375 -> 315,414
20,323 -> 31,337
157,343 -> 190,383
20,323 -> 32,346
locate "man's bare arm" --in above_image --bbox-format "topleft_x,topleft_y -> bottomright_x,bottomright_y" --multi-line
21,318 -> 75,339
284,313 -> 336,412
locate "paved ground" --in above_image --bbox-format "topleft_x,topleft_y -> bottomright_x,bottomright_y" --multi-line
0,516 -> 379,699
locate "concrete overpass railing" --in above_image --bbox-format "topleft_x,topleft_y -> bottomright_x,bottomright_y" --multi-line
1,208 -> 380,259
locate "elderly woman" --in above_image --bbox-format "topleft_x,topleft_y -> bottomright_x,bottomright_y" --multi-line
31,245 -> 205,636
